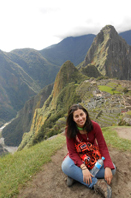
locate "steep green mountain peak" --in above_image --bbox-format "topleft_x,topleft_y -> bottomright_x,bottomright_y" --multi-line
51,61 -> 87,107
82,25 -> 131,80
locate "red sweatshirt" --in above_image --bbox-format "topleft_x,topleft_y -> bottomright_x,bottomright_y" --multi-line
66,120 -> 114,169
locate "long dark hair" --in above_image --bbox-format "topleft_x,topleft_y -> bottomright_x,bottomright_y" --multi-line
66,104 -> 93,138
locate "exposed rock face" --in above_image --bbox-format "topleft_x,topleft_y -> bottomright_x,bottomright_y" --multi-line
83,25 -> 131,80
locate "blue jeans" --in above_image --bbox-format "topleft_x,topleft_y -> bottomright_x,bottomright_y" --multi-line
61,155 -> 116,189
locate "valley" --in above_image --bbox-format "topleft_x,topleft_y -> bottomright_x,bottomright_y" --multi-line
0,121 -> 18,155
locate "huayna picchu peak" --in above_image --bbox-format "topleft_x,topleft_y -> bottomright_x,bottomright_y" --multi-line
82,25 -> 131,80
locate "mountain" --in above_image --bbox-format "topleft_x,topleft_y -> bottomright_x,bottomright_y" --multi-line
2,24 -> 131,148
39,29 -> 131,68
1,26 -> 131,127
18,61 -> 87,150
2,83 -> 53,146
2,60 -> 101,147
0,35 -> 95,126
1,24 -> 131,146
81,25 -> 131,80
39,34 -> 95,66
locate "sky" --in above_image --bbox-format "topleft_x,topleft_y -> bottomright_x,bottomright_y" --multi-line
0,0 -> 131,52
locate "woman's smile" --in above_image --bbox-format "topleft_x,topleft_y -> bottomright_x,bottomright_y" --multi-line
73,109 -> 86,127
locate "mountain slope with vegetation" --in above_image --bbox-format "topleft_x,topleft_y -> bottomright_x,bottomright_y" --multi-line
18,61 -> 87,150
8,49 -> 59,88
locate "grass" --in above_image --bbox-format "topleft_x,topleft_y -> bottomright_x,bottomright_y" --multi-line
98,85 -> 120,94
0,126 -> 131,198
0,134 -> 66,198
102,126 -> 131,151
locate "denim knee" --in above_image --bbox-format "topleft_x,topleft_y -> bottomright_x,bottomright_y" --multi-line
61,156 -> 74,174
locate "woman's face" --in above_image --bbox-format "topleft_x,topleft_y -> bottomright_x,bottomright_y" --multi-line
73,109 -> 87,128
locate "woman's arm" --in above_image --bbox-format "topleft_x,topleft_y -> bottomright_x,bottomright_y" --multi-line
93,121 -> 114,169
93,121 -> 114,184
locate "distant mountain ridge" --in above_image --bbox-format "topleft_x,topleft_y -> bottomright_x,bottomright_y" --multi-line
39,34 -> 95,66
119,30 -> 131,45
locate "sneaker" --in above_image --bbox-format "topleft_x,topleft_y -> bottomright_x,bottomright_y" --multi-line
94,179 -> 112,198
67,176 -> 74,187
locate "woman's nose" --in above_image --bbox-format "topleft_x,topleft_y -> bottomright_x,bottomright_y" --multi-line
79,116 -> 82,120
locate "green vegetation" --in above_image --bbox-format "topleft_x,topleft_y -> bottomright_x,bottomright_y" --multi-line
102,126 -> 131,151
0,134 -> 66,198
33,83 -> 81,144
98,85 -> 120,94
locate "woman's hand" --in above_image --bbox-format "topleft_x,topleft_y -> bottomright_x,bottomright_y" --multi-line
104,167 -> 113,185
82,168 -> 93,184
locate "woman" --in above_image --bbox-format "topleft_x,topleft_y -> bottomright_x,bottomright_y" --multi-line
61,104 -> 116,198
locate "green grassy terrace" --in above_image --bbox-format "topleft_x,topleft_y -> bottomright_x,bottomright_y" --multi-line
0,126 -> 131,198
98,85 -> 121,94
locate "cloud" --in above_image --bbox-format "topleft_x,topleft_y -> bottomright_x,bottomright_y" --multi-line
0,0 -> 131,52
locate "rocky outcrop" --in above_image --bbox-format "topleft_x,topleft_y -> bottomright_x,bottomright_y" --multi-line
79,64 -> 102,78
83,25 -> 131,80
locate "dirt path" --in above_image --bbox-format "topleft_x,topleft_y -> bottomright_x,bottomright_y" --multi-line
115,127 -> 131,140
18,129 -> 131,198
